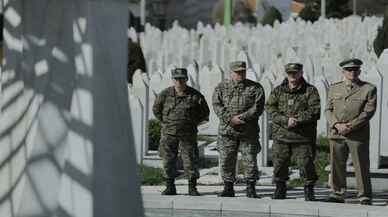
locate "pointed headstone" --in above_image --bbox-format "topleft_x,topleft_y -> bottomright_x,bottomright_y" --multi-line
377,49 -> 388,156
199,66 -> 223,135
132,70 -> 150,156
128,94 -> 144,164
360,66 -> 382,169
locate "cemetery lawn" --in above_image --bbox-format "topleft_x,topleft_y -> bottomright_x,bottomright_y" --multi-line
140,164 -> 165,185
197,135 -> 216,144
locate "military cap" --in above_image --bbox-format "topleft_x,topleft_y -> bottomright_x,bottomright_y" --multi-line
171,68 -> 188,79
230,61 -> 247,72
339,58 -> 363,69
285,63 -> 303,73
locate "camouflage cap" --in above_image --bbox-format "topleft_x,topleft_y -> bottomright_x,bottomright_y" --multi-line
171,68 -> 188,79
230,61 -> 247,72
339,58 -> 363,69
285,63 -> 303,73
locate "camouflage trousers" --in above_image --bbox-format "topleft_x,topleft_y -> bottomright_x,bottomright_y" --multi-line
272,141 -> 317,186
159,134 -> 199,180
217,135 -> 261,183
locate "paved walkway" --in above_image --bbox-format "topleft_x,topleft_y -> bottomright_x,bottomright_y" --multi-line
142,185 -> 388,217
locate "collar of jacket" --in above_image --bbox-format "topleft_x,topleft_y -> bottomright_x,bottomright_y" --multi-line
345,78 -> 363,88
280,78 -> 308,93
168,86 -> 191,96
231,79 -> 246,88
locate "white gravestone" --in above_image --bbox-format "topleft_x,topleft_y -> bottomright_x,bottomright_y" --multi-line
258,76 -> 273,167
132,70 -> 150,156
129,94 -> 144,164
315,77 -> 329,137
149,72 -> 163,119
361,66 -> 382,169
187,63 -> 199,90
199,66 -> 223,135
377,49 -> 388,156
198,66 -> 214,135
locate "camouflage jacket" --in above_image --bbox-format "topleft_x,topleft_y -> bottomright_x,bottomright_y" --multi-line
152,86 -> 210,136
266,78 -> 320,143
212,79 -> 265,139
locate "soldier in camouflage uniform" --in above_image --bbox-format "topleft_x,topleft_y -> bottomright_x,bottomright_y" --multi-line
153,68 -> 210,196
266,63 -> 320,201
325,59 -> 376,205
212,61 -> 265,198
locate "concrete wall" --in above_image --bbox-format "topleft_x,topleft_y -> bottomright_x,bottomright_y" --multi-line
1,0 -> 143,217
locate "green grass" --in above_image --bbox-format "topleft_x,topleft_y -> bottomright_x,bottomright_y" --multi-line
148,119 -> 162,151
197,135 -> 216,144
288,178 -> 304,188
287,135 -> 331,188
315,135 -> 330,187
140,164 -> 164,185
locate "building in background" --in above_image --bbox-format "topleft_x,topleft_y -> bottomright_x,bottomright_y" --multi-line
290,0 -> 306,14
290,0 -> 388,16
126,0 -> 388,31
143,0 -> 292,30
146,0 -> 217,30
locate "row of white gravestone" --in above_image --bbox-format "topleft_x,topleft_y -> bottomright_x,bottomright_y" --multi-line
135,16 -> 381,84
128,49 -> 388,169
129,16 -> 386,167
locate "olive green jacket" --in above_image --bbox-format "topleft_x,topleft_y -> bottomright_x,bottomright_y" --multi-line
325,80 -> 377,141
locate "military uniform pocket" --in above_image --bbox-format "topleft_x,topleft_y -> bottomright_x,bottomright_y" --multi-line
332,95 -> 343,109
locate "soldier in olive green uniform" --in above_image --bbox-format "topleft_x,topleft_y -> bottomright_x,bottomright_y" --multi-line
213,61 -> 265,198
153,68 -> 210,196
325,59 -> 377,205
266,63 -> 320,201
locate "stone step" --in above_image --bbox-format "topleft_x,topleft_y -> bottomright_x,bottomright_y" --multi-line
143,186 -> 388,217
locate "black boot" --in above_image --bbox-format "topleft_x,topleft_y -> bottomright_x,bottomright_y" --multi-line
273,182 -> 287,199
360,198 -> 372,205
161,179 -> 177,195
188,179 -> 200,196
304,185 -> 315,201
246,181 -> 259,198
218,181 -> 235,197
326,196 -> 345,203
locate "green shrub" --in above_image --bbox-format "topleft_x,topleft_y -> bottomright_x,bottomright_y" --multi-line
288,178 -> 304,188
316,134 -> 330,152
299,0 -> 352,22
299,1 -> 320,23
374,6 -> 388,57
315,150 -> 329,186
140,164 -> 164,185
289,135 -> 330,188
197,135 -> 216,144
260,6 -> 283,27
148,119 -> 161,151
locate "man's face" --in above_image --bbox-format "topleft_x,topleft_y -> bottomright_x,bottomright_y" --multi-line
342,67 -> 361,81
287,70 -> 303,83
231,70 -> 246,81
173,77 -> 187,88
